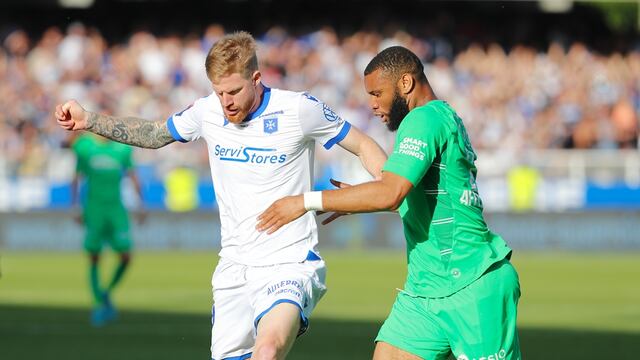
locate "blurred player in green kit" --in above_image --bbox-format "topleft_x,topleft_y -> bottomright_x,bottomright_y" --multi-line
71,132 -> 144,326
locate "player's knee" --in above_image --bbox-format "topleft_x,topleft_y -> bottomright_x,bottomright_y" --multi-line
119,253 -> 131,264
252,341 -> 279,360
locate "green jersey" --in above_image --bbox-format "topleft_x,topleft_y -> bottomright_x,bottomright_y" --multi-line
73,134 -> 133,207
383,100 -> 512,298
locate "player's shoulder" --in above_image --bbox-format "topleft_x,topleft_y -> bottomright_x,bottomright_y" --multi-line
262,89 -> 315,120
172,93 -> 224,127
195,93 -> 223,112
400,100 -> 455,135
104,139 -> 133,157
407,101 -> 454,124
268,88 -> 323,103
178,93 -> 222,114
411,100 -> 447,116
112,141 -> 133,152
71,133 -> 94,152
267,87 -> 306,104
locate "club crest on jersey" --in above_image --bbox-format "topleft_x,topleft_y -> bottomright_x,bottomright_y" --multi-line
323,104 -> 341,122
264,118 -> 278,134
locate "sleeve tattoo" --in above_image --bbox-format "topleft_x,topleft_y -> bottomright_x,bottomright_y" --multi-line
86,112 -> 176,149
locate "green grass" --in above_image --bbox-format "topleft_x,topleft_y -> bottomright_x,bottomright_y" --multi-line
0,251 -> 639,359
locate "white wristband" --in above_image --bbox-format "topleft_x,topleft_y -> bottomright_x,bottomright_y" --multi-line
303,191 -> 324,211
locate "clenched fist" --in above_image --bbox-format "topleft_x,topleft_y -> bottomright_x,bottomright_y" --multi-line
55,100 -> 89,131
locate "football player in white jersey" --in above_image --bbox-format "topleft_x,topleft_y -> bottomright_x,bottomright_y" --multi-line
55,31 -> 387,360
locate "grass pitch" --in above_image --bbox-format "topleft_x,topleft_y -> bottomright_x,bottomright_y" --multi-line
0,251 -> 638,359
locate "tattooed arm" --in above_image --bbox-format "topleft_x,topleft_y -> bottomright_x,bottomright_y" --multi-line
86,112 -> 175,149
55,99 -> 175,149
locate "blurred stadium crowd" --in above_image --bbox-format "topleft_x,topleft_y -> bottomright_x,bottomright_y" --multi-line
1,22 -> 639,179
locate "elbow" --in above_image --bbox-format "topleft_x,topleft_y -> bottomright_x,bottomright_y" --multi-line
375,173 -> 411,211
388,196 -> 404,211
379,190 -> 404,211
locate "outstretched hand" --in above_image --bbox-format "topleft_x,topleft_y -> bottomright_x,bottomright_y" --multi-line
55,99 -> 89,131
256,195 -> 306,234
257,179 -> 353,233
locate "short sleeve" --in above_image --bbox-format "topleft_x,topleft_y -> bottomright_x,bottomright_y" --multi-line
72,136 -> 90,174
75,155 -> 86,174
122,146 -> 133,170
382,106 -> 450,186
166,97 -> 206,143
298,93 -> 351,150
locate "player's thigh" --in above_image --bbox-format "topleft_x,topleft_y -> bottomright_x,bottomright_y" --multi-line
211,259 -> 255,360
373,341 -> 423,360
254,301 -> 301,354
252,259 -> 327,337
107,205 -> 132,253
83,207 -> 105,253
442,259 -> 521,360
376,292 -> 451,360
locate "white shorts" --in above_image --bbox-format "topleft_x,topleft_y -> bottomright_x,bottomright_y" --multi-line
210,252 -> 327,360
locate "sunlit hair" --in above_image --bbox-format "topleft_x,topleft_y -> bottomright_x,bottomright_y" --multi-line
205,31 -> 258,83
364,46 -> 427,83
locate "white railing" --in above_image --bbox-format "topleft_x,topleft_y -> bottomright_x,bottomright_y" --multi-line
1,149 -> 639,212
476,149 -> 640,185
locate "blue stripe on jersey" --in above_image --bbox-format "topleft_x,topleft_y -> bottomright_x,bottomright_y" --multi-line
323,121 -> 352,149
305,250 -> 322,261
254,299 -> 308,331
245,86 -> 272,121
166,117 -> 188,143
213,352 -> 253,360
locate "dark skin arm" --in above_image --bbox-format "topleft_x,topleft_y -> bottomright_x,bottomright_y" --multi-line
257,172 -> 413,234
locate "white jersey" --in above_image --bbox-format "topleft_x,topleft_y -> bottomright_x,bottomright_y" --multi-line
167,87 -> 351,266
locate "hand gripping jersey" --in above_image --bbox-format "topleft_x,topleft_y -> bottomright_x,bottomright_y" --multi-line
167,88 -> 351,266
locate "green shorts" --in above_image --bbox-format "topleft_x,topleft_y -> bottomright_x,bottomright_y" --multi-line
376,258 -> 521,360
83,204 -> 132,254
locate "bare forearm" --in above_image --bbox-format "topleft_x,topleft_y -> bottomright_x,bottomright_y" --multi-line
358,139 -> 387,180
323,181 -> 396,213
71,176 -> 79,206
129,172 -> 144,201
86,112 -> 174,149
257,173 -> 407,234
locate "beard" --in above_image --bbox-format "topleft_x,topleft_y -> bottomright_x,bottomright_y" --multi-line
387,90 -> 409,131
225,110 -> 249,124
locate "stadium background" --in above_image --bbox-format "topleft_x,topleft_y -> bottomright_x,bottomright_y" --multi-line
1,0 -> 639,359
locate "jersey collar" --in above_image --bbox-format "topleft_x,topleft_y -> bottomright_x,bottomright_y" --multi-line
224,86 -> 272,126
245,86 -> 271,121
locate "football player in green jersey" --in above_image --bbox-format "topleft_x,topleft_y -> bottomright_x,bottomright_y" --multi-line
71,132 -> 145,326
258,46 -> 521,360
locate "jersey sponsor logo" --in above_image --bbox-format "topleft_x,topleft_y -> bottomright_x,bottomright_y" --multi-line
322,103 -> 342,122
259,110 -> 284,118
214,144 -> 287,164
89,156 -> 121,170
397,137 -> 428,160
264,118 -> 278,134
457,349 -> 507,360
266,279 -> 304,300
